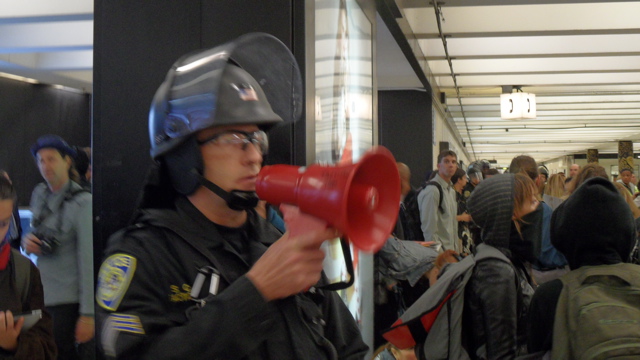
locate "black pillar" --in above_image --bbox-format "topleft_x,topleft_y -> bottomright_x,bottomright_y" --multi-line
378,90 -> 433,186
93,0 -> 305,259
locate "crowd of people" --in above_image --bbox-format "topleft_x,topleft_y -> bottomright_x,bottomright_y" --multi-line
4,32 -> 640,360
1,134 -> 93,360
375,152 -> 640,359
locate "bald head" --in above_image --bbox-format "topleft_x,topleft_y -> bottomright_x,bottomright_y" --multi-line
569,164 -> 580,178
397,162 -> 412,197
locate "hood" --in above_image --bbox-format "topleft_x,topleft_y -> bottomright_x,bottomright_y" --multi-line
467,174 -> 515,249
551,176 -> 635,269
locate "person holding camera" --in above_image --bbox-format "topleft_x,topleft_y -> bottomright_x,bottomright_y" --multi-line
22,135 -> 94,360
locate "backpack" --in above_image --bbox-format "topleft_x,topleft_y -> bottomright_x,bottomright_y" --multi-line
420,181 -> 444,214
11,249 -> 31,305
551,263 -> 640,360
402,189 -> 424,241
381,243 -> 510,360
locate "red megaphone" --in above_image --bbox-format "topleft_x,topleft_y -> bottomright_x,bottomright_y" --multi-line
256,146 -> 401,253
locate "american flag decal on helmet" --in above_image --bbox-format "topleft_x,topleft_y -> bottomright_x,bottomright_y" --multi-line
231,84 -> 259,101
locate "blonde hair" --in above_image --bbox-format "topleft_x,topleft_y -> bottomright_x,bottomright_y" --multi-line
544,173 -> 566,198
612,181 -> 640,219
513,173 -> 537,222
565,163 -> 608,196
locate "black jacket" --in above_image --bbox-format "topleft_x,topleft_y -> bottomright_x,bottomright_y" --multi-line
465,175 -> 534,359
96,197 -> 368,360
0,250 -> 57,360
463,255 -> 530,359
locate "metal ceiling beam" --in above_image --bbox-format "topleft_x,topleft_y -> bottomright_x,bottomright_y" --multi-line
410,28 -> 640,39
398,0 -> 640,8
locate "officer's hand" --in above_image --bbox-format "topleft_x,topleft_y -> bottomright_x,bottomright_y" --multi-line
0,311 -> 23,352
21,233 -> 42,256
75,316 -> 95,344
247,227 -> 337,301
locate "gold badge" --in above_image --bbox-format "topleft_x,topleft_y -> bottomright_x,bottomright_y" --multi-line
97,254 -> 137,311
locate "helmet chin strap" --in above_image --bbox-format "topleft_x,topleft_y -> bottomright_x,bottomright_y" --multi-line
197,174 -> 259,211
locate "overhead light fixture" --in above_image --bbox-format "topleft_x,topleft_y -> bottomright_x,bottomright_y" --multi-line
500,86 -> 536,120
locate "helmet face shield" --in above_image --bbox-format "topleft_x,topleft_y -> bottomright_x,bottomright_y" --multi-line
149,33 -> 302,160
469,171 -> 483,183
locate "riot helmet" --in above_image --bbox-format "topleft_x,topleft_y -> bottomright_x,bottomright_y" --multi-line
538,165 -> 549,181
147,33 -> 302,207
467,166 -> 483,185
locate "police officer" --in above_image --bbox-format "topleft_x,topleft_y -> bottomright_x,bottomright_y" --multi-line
95,33 -> 368,360
463,163 -> 483,200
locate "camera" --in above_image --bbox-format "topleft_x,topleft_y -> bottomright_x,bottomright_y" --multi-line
33,233 -> 60,255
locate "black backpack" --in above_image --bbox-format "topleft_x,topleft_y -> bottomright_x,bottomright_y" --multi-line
12,249 -> 31,305
418,181 -> 444,214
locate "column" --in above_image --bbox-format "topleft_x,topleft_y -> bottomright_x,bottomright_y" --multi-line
587,149 -> 599,163
618,140 -> 634,172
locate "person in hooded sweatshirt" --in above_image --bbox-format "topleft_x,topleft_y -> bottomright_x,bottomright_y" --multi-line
527,176 -> 639,353
464,173 -> 538,359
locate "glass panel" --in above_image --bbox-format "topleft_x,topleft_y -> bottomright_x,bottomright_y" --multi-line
314,0 -> 373,322
315,0 -> 373,164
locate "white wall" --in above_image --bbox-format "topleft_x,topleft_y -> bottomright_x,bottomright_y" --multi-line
542,155 -> 574,175
432,103 -> 470,169
544,156 -> 638,181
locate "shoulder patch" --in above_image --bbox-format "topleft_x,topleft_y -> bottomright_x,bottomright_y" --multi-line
97,254 -> 137,311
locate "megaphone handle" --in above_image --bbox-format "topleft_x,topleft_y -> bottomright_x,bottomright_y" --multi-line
279,204 -> 355,291
279,204 -> 328,238
318,237 -> 355,291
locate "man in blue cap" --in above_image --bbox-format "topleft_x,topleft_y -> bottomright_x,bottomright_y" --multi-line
22,134 -> 94,360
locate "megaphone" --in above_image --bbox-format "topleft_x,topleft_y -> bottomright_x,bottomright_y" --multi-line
256,146 -> 401,253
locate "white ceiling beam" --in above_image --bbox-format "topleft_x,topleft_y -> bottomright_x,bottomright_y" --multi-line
37,50 -> 92,70
455,109 -> 640,116
448,94 -> 640,105
441,84 -> 640,95
0,51 -> 91,70
429,56 -> 640,75
419,34 -> 640,58
436,72 -> 640,87
0,21 -> 92,51
448,103 -> 640,112
403,3 -> 640,34
0,53 -> 37,68
457,114 -> 640,121
0,0 -> 92,19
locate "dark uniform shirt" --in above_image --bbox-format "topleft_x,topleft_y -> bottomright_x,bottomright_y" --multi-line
96,196 -> 368,360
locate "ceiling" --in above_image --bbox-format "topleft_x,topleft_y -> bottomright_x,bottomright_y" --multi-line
0,0 -> 93,92
385,0 -> 640,165
2,1 -> 640,166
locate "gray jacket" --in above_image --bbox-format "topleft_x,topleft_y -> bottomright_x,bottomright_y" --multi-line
418,174 -> 459,252
29,180 -> 94,316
